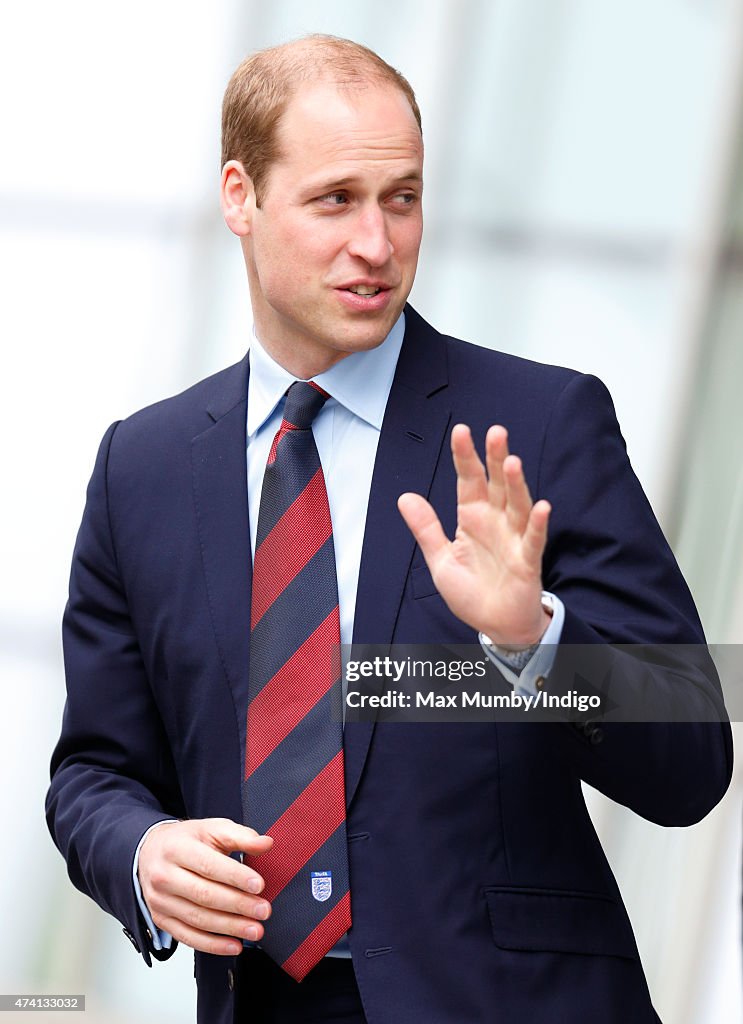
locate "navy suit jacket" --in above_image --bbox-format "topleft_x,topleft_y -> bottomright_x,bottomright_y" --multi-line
47,305 -> 732,1023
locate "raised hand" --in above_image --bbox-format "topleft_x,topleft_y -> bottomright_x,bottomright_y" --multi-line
398,424 -> 552,648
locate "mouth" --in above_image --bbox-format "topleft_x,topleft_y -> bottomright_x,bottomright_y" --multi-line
334,280 -> 396,313
339,282 -> 392,296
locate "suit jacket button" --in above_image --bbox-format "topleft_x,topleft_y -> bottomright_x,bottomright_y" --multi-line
535,676 -> 546,690
227,968 -> 235,992
122,928 -> 141,953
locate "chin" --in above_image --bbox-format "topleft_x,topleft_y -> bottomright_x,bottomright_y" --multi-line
341,330 -> 391,354
344,311 -> 403,347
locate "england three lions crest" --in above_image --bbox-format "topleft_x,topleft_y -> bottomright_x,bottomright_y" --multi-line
311,870 -> 332,902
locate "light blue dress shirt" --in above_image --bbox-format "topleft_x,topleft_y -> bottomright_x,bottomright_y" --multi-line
133,311 -> 564,953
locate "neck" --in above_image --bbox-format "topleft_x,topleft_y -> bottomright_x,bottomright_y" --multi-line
252,324 -> 350,380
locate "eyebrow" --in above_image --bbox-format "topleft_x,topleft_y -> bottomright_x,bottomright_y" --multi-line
301,169 -> 423,196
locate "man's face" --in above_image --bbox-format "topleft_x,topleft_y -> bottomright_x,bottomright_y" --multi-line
242,79 -> 424,374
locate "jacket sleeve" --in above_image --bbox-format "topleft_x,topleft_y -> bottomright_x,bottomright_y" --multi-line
46,422 -> 184,965
537,372 -> 733,825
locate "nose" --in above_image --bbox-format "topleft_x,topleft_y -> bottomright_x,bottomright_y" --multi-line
346,205 -> 393,267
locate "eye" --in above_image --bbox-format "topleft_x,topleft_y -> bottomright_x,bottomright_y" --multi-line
390,192 -> 418,208
318,192 -> 348,206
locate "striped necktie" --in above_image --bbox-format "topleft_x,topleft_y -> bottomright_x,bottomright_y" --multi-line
243,380 -> 351,981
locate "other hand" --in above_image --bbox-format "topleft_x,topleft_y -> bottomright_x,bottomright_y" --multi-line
138,817 -> 273,956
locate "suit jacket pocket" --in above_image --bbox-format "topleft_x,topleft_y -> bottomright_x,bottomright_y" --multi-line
483,886 -> 639,961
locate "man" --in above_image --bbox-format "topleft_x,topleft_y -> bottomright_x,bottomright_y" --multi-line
47,35 -> 731,1024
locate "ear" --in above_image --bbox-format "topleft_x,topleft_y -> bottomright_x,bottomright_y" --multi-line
220,160 -> 256,237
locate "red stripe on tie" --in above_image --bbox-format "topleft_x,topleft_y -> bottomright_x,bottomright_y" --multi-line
256,751 -> 347,903
251,468 -> 332,628
244,606 -> 340,778
267,420 -> 297,465
281,891 -> 352,982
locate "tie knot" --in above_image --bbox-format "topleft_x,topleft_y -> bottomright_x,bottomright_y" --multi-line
282,381 -> 329,430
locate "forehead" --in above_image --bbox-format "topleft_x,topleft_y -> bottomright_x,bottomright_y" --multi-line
272,79 -> 423,183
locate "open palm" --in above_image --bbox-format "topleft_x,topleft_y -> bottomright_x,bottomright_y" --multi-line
398,424 -> 551,648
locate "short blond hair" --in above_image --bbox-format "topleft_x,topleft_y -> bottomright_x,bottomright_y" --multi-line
221,35 -> 422,205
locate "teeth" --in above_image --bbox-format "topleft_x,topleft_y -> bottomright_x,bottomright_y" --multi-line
348,285 -> 381,296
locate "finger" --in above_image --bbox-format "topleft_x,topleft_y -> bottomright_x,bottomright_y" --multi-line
152,817 -> 274,861
154,822 -> 272,894
205,818 -> 275,858
150,908 -> 256,957
151,862 -> 272,921
485,425 -> 509,509
503,454 -> 533,532
175,841 -> 267,895
153,889 -> 270,943
158,919 -> 245,957
398,493 -> 450,570
450,424 -> 488,505
521,499 -> 551,568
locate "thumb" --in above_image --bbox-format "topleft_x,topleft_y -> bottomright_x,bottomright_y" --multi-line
398,493 -> 449,570
205,818 -> 274,855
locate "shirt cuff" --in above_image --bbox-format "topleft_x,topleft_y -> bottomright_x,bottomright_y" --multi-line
132,820 -> 178,952
479,592 -> 565,696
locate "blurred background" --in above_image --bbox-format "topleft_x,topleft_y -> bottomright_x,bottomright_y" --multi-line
1,0 -> 742,1020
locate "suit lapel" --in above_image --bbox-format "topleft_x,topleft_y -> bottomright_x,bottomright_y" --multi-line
191,355 -> 253,773
345,307 -> 451,807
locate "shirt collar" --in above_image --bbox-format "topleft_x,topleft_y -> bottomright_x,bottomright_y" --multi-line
247,312 -> 405,437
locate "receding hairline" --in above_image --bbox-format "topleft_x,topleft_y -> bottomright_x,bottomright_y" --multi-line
248,34 -> 421,113
273,73 -> 423,142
